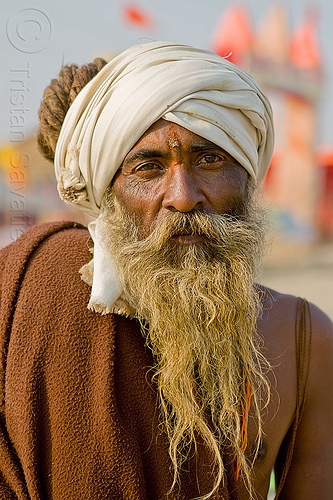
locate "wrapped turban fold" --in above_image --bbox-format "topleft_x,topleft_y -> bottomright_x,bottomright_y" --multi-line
54,41 -> 275,314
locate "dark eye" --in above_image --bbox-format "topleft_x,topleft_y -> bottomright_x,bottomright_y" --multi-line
134,162 -> 164,176
197,154 -> 223,165
136,163 -> 156,171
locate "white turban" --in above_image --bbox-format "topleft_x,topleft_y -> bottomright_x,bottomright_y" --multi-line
54,41 -> 274,314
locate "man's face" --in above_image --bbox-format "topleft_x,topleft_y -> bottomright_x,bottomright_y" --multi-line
113,119 -> 248,239
103,125 -> 266,497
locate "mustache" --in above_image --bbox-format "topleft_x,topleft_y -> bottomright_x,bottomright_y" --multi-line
140,210 -> 248,243
132,209 -> 264,260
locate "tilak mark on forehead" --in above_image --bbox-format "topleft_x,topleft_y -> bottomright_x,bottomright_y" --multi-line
168,132 -> 181,149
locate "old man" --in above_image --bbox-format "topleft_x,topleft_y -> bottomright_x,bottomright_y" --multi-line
0,42 -> 332,500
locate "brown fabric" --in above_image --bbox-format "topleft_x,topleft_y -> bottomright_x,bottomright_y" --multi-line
274,298 -> 312,497
0,222 -> 239,500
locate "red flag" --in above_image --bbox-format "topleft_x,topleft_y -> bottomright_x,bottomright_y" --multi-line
211,5 -> 252,67
290,10 -> 321,70
123,4 -> 154,30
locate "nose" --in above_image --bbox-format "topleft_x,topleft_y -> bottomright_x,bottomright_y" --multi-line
162,167 -> 206,212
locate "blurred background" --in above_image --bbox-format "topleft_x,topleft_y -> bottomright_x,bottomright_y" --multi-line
1,0 -> 333,319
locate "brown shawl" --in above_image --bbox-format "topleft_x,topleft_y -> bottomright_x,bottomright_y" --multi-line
0,222 -> 239,500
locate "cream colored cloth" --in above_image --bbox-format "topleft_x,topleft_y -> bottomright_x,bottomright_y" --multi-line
54,41 -> 274,314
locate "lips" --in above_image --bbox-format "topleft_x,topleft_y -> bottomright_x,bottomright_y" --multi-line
171,230 -> 207,244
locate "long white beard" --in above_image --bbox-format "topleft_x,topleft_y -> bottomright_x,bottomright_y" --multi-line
98,190 -> 271,499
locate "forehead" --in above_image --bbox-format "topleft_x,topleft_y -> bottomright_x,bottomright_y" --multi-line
129,118 -> 218,152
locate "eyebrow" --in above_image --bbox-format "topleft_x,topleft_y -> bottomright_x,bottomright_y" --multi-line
190,141 -> 226,153
124,149 -> 165,164
124,141 -> 226,165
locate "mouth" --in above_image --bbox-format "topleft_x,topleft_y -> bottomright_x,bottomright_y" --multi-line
170,230 -> 207,245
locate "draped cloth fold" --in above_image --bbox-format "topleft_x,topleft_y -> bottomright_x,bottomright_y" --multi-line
54,41 -> 274,313
0,222 -> 240,499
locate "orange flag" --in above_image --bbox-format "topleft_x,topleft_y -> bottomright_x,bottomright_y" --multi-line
290,10 -> 321,70
123,4 -> 154,30
211,5 -> 252,67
